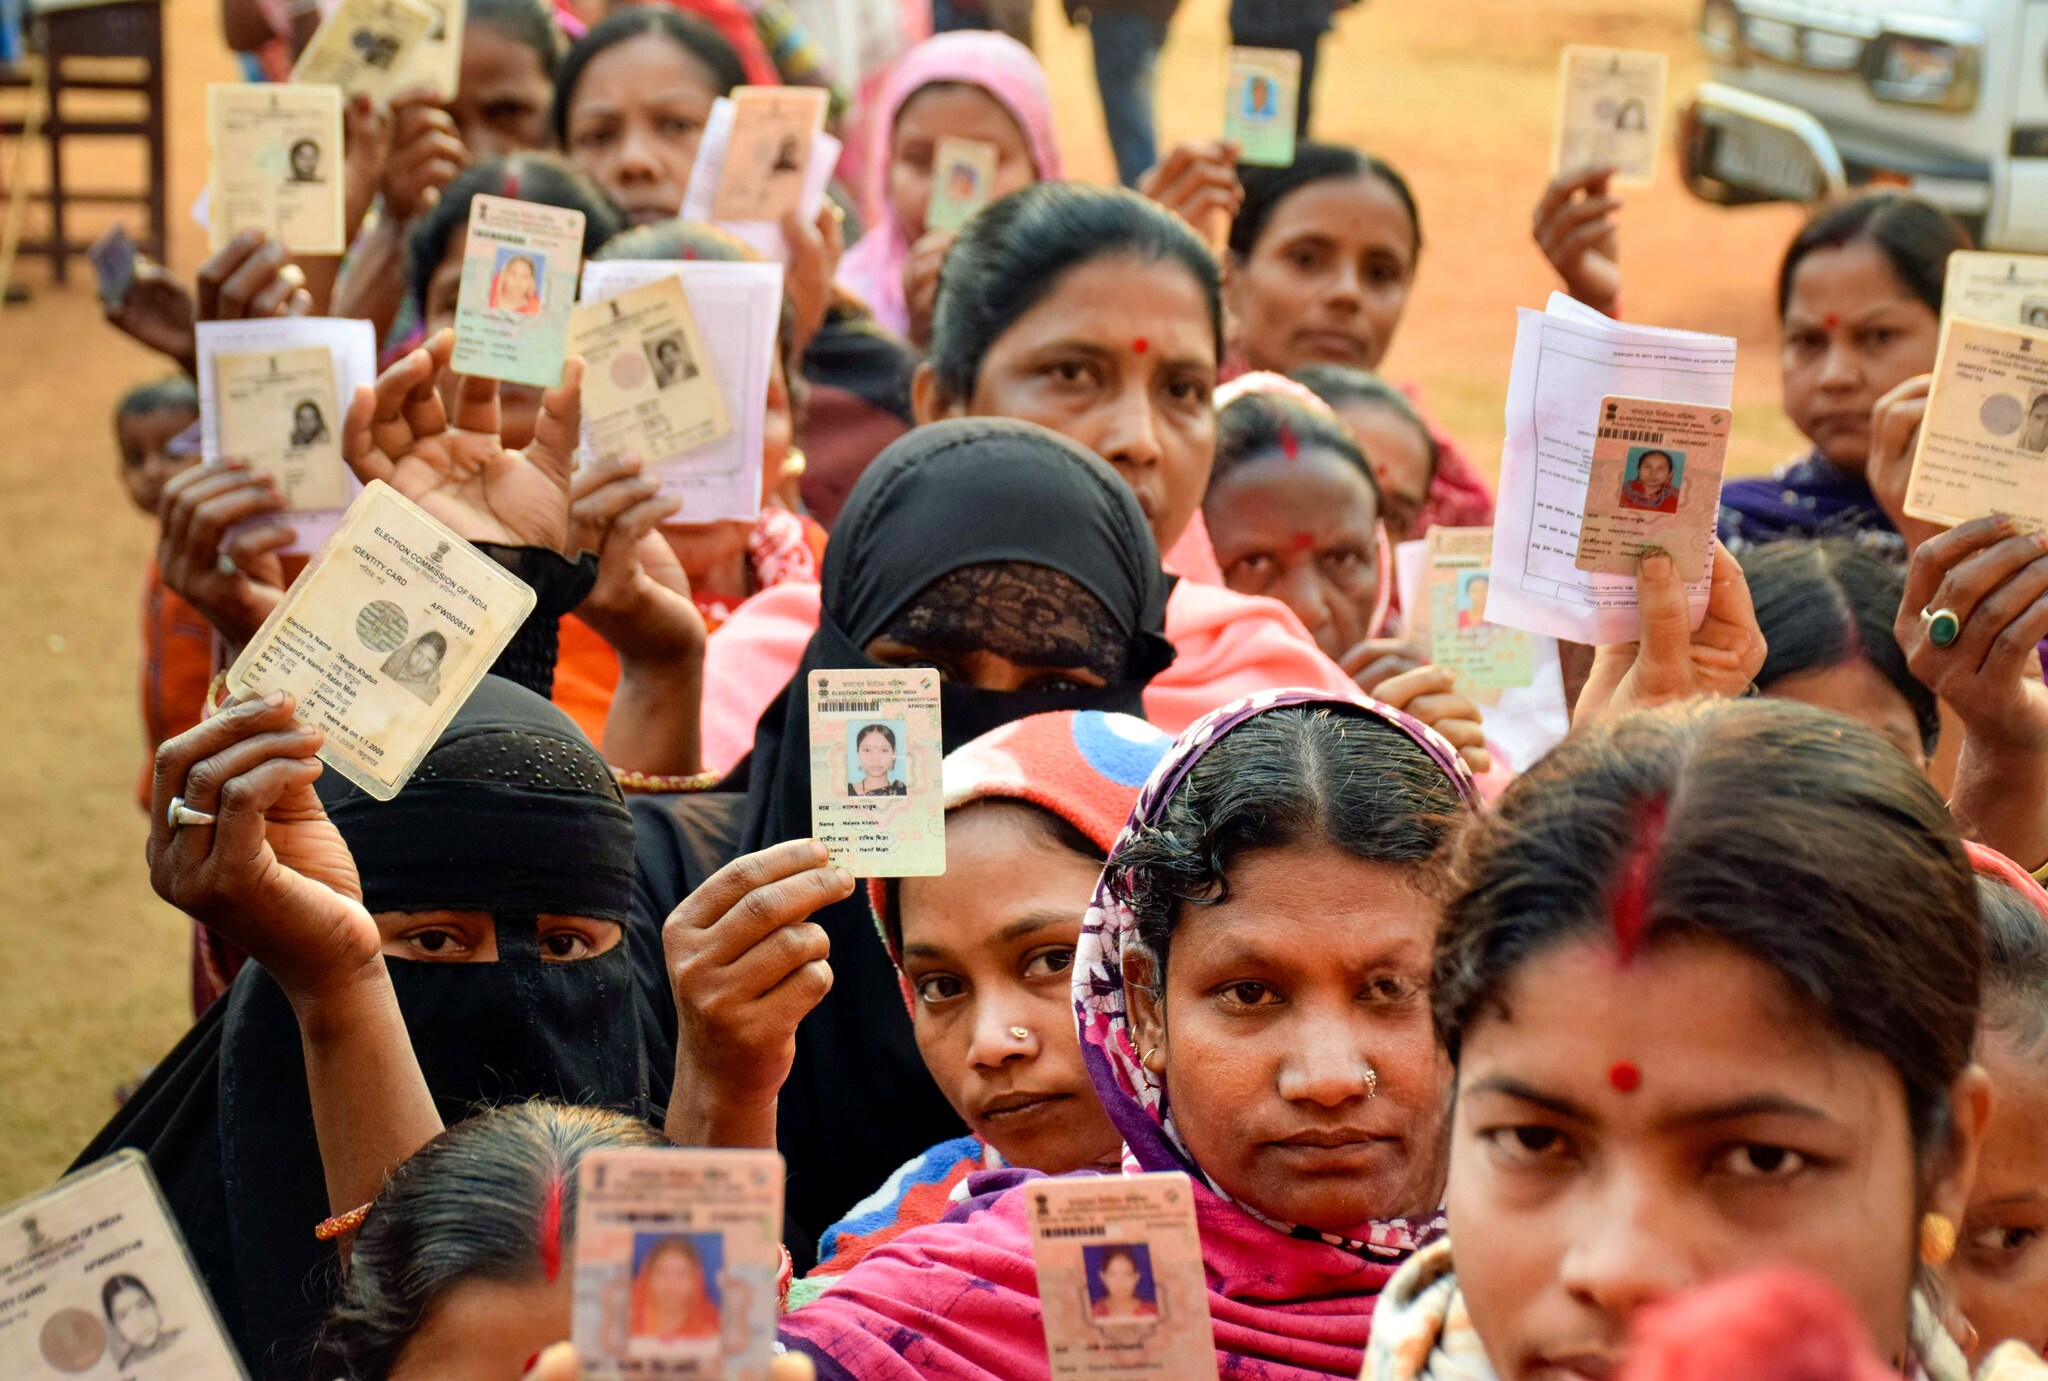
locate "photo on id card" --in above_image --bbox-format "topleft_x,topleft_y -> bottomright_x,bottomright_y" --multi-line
807,669 -> 942,876
225,481 -> 536,800
0,1150 -> 245,1380
925,137 -> 998,233
1027,1172 -> 1217,1381
1423,527 -> 1535,703
711,87 -> 828,223
1575,395 -> 1728,580
1904,315 -> 2048,531
1223,47 -> 1299,168
1552,45 -> 1666,186
1942,251 -> 2048,332
206,84 -> 344,254
214,345 -> 348,513
450,192 -> 585,387
571,1148 -> 783,1381
288,0 -> 438,101
569,275 -> 733,466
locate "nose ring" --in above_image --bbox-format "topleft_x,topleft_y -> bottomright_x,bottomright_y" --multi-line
1009,1027 -> 1030,1041
1365,1061 -> 1379,1100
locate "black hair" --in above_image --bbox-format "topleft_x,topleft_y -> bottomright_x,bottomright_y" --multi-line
1212,388 -> 1381,507
1438,698 -> 1981,1155
1106,704 -> 1465,986
116,374 -> 198,421
883,798 -> 1106,958
1978,875 -> 2048,1060
469,0 -> 561,80
407,154 -> 624,316
857,723 -> 896,750
1291,365 -> 1438,487
101,1274 -> 153,1322
1230,143 -> 1422,263
290,138 -> 320,164
549,7 -> 745,147
1636,448 -> 1674,470
1744,540 -> 1939,754
417,631 -> 448,655
1776,192 -> 1972,319
315,1102 -> 659,1381
926,182 -> 1222,406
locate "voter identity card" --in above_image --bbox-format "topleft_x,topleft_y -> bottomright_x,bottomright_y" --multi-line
711,86 -> 829,223
1423,527 -> 1537,701
1944,251 -> 2048,333
0,1151 -> 245,1379
1905,315 -> 2048,531
450,193 -> 584,387
1576,395 -> 1728,581
214,346 -> 349,512
925,137 -> 999,234
226,481 -> 536,799
206,84 -> 344,254
806,669 -> 942,876
1224,47 -> 1300,168
1027,1172 -> 1218,1381
397,0 -> 465,98
1553,45 -> 1666,186
289,0 -> 437,101
569,275 -> 733,467
571,1148 -> 784,1381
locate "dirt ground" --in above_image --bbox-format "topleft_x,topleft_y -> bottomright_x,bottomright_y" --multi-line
0,0 -> 1806,1199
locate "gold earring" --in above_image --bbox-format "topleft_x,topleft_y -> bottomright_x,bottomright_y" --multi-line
1141,1047 -> 1165,1075
1920,1212 -> 1958,1267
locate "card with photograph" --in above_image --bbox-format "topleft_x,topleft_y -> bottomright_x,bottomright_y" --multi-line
1421,527 -> 1538,701
0,1151 -> 246,1379
289,0 -> 438,101
1552,45 -> 1666,186
206,84 -> 345,254
806,669 -> 943,877
1223,46 -> 1300,168
925,136 -> 999,234
1026,1172 -> 1218,1380
680,97 -> 841,263
571,1147 -> 784,1381
214,345 -> 349,513
711,86 -> 829,223
450,193 -> 585,387
1575,395 -> 1728,580
395,0 -> 465,98
225,481 -> 536,800
1942,251 -> 2048,332
569,274 -> 734,469
1904,315 -> 2048,531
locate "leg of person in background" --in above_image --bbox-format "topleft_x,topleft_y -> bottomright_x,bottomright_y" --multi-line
1092,10 -> 1166,188
1293,31 -> 1319,138
982,0 -> 1034,46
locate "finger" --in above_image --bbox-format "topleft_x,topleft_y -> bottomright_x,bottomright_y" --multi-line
1404,694 -> 1485,734
1531,166 -> 1613,227
1925,531 -> 2048,634
178,721 -> 324,818
189,484 -> 290,560
164,465 -> 267,553
222,520 -> 298,567
214,237 -> 291,320
341,382 -> 394,485
1338,638 -> 1427,677
574,469 -> 663,538
1900,516 -> 2014,618
748,955 -> 835,1032
148,690 -> 296,855
721,917 -> 833,999
1538,193 -> 1621,248
195,231 -> 264,317
667,840 -> 833,937
360,344 -> 438,463
1548,217 -> 1619,270
707,868 -> 854,968
528,356 -> 585,488
1947,546 -> 2048,674
450,369 -> 501,435
1368,663 -> 1456,709
401,330 -> 456,440
1980,584 -> 2048,686
1457,743 -> 1494,775
610,491 -> 684,549
571,450 -> 647,502
207,753 -> 327,881
249,264 -> 309,319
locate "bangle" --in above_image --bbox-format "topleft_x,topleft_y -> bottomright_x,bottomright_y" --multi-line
314,1202 -> 372,1241
202,671 -> 231,718
612,767 -> 723,795
776,1244 -> 794,1315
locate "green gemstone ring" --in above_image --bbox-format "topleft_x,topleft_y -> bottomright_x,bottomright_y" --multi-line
1925,607 -> 1961,648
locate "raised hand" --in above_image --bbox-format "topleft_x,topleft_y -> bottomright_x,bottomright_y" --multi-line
381,87 -> 469,224
197,230 -> 312,322
1533,166 -> 1621,318
569,452 -> 706,666
1574,539 -> 1767,726
1140,140 -> 1244,249
1338,637 -> 1429,697
1866,373 -> 1944,554
1371,663 -> 1492,774
782,201 -> 845,355
901,229 -> 954,352
157,459 -> 297,651
342,328 -> 581,549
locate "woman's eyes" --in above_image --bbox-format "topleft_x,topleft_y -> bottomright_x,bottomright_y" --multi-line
1786,330 -> 1826,355
1365,258 -> 1406,287
1022,947 -> 1076,981
1482,1124 -> 1575,1164
1285,246 -> 1326,273
1164,376 -> 1209,404
657,115 -> 701,139
569,125 -> 615,151
1709,1143 -> 1810,1180
1043,360 -> 1098,387
1963,1224 -> 2042,1268
1857,327 -> 1899,350
1361,974 -> 1417,1003
398,928 -> 472,958
1021,674 -> 1089,693
1215,980 -> 1278,1008
1227,554 -> 1278,582
541,930 -> 594,961
915,974 -> 966,1004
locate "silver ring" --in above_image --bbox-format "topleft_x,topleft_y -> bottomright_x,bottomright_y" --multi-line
167,795 -> 217,829
217,553 -> 238,577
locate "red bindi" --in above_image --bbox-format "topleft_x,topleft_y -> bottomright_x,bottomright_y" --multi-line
1290,531 -> 1315,552
1278,423 -> 1300,460
1609,1061 -> 1641,1093
1132,337 -> 1149,354
1823,312 -> 1840,330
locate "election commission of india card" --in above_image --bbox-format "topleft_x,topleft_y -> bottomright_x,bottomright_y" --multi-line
450,192 -> 586,388
213,345 -> 349,513
1906,315 -> 2048,531
569,275 -> 734,468
1575,395 -> 1729,581
1552,45 -> 1666,186
206,84 -> 344,254
806,669 -> 943,877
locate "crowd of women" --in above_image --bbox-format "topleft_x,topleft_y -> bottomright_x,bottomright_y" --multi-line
66,0 -> 2048,1376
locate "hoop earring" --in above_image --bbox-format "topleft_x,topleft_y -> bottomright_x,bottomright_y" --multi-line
1920,1212 -> 1958,1267
1141,1047 -> 1165,1075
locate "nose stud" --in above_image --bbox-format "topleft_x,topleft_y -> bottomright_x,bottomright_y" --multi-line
1009,1027 -> 1030,1042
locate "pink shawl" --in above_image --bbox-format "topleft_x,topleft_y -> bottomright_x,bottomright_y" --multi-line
780,691 -> 1475,1380
835,31 -> 1063,337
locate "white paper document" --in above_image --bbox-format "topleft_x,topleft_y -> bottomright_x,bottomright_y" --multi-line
578,259 -> 785,523
680,96 -> 843,264
1486,294 -> 1737,646
196,316 -> 376,553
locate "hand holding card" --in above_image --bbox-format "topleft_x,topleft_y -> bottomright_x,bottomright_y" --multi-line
1575,396 -> 1729,580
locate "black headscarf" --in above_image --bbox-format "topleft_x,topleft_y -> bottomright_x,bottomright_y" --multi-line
77,678 -> 650,1380
720,418 -> 1174,1240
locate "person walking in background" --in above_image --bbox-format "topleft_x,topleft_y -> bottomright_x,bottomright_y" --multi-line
1067,0 -> 1181,188
1230,0 -> 1356,139
932,0 -> 1035,48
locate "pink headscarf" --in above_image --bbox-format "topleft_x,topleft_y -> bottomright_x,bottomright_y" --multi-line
835,30 -> 1063,337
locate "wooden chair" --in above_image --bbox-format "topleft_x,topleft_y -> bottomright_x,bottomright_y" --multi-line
0,0 -> 166,283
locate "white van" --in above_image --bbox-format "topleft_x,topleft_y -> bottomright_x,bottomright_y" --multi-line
1678,0 -> 2048,248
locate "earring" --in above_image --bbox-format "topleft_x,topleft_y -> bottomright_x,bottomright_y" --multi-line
1141,1047 -> 1165,1075
1920,1212 -> 1958,1267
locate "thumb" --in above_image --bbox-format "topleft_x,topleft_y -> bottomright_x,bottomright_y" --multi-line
1632,546 -> 1691,678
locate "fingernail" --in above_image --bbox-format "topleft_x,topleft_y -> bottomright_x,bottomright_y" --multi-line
834,866 -> 853,890
809,839 -> 829,863
1638,546 -> 1672,575
263,689 -> 287,707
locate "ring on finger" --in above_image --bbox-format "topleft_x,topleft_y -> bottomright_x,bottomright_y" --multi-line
1922,606 -> 1962,648
168,794 -> 218,829
217,552 -> 238,577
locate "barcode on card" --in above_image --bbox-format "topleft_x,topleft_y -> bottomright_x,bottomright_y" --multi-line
818,699 -> 884,713
1598,427 -> 1664,442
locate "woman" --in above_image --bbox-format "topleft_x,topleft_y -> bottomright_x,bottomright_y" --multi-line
2019,394 -> 2048,455
1743,539 -> 1939,772
489,252 -> 543,313
103,1274 -> 181,1368
1218,143 -> 1495,534
1620,448 -> 1680,513
450,0 -> 561,161
1362,697 -> 2035,1379
848,723 -> 906,795
1202,374 -> 1490,769
690,183 -> 1361,773
779,690 -> 1480,1379
1091,1248 -> 1157,1321
834,30 -> 1061,343
1294,365 -> 1440,546
638,419 -> 1178,1245
1536,182 -> 1968,557
289,399 -> 328,447
82,678 -> 653,1379
632,1237 -> 722,1341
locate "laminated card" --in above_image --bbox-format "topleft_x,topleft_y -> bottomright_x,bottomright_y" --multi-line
806,669 -> 943,877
